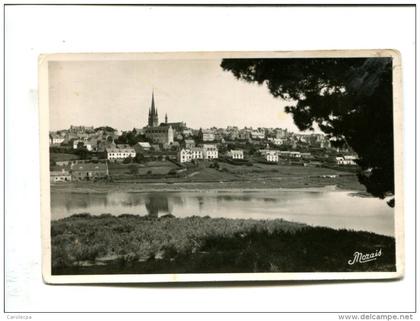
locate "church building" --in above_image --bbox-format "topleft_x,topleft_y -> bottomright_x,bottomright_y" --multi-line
144,91 -> 174,146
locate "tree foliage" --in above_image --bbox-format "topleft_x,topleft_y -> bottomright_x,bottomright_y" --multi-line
221,57 -> 394,203
95,126 -> 116,132
115,129 -> 148,146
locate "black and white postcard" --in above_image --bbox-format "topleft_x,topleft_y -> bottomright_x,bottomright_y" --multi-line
39,50 -> 403,283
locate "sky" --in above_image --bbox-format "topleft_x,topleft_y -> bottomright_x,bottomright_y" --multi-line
49,59 -> 305,132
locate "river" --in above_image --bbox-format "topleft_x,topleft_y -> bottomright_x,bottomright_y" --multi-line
50,188 -> 394,236
51,189 -> 394,236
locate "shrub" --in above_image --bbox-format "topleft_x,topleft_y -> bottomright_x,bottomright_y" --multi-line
51,215 -> 396,274
123,157 -> 132,164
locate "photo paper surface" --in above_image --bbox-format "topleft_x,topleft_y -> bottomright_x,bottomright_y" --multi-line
39,50 -> 403,283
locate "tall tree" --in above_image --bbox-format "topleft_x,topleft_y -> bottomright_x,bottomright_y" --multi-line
221,57 -> 394,205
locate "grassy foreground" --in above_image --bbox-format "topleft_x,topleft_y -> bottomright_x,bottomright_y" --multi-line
51,214 -> 396,275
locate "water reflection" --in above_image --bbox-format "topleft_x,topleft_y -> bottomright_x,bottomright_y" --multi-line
145,194 -> 171,218
51,190 -> 395,236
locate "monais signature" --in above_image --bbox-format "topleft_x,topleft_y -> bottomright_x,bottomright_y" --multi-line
348,249 -> 382,265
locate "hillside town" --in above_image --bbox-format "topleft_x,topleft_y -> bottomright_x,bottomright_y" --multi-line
49,92 -> 358,183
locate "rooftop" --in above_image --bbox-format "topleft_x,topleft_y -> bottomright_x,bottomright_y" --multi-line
136,142 -> 151,148
106,147 -> 135,153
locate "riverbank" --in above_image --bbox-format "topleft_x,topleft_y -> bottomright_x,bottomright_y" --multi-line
52,214 -> 396,275
51,172 -> 365,194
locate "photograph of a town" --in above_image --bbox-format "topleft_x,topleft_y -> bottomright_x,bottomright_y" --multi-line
48,54 -> 397,276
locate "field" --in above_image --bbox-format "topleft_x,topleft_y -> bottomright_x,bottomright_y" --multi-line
51,214 -> 396,275
219,161 -> 348,176
52,160 -> 366,193
108,161 -> 178,178
50,152 -> 80,162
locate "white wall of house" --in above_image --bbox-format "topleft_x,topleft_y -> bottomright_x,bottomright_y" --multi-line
178,148 -> 205,163
266,152 -> 279,163
50,137 -> 65,145
178,149 -> 192,163
229,150 -> 244,159
336,156 -> 357,165
107,149 -> 136,160
203,145 -> 218,159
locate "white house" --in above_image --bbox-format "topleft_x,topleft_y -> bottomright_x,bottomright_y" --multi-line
133,141 -> 152,155
289,151 -> 302,159
251,131 -> 265,140
336,155 -> 357,165
202,144 -> 218,159
136,141 -> 151,151
50,168 -> 72,182
273,138 -> 284,146
49,134 -> 65,146
73,139 -> 93,151
228,149 -> 244,160
182,129 -> 193,137
178,149 -> 192,163
265,151 -> 279,163
177,147 -> 204,163
199,129 -> 215,142
106,146 -> 136,161
191,147 -> 204,160
179,144 -> 218,162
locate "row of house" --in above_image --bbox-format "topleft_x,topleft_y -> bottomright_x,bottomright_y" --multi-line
196,126 -> 330,145
178,144 -> 219,163
335,155 -> 358,165
223,147 -> 357,165
50,125 -> 120,149
261,149 -> 358,165
105,142 -> 181,162
51,120 -> 334,155
262,151 -> 357,165
178,147 -> 317,164
50,163 -> 109,183
277,151 -> 311,159
178,147 -> 288,164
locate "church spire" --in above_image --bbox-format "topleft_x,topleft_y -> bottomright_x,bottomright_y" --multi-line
165,113 -> 168,124
151,90 -> 156,115
148,90 -> 159,127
